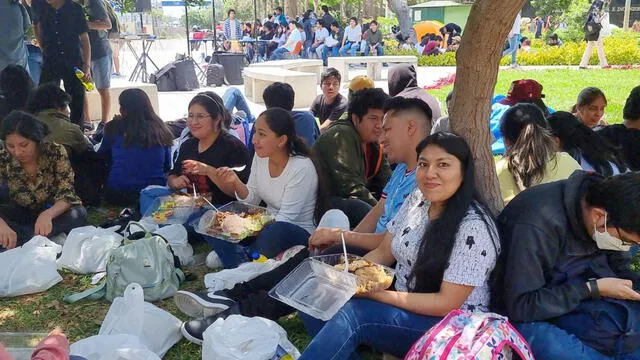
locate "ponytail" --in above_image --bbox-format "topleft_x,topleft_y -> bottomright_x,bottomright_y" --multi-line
500,103 -> 558,192
505,123 -> 557,191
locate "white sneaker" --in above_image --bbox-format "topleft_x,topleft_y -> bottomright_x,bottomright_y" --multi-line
206,250 -> 222,269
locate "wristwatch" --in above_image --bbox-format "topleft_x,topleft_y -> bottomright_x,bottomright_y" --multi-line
588,278 -> 601,300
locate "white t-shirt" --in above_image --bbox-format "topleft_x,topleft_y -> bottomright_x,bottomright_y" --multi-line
343,25 -> 362,42
387,188 -> 499,312
237,155 -> 318,233
285,29 -> 302,52
314,28 -> 329,43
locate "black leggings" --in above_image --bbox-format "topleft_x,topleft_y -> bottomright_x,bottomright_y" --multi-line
225,245 -> 369,320
0,204 -> 88,247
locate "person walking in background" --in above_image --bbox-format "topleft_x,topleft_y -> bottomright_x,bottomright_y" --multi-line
103,0 -> 121,77
363,21 -> 384,56
579,0 -> 609,69
0,0 -> 31,74
301,10 -> 314,58
38,0 -> 92,128
534,16 -> 544,38
502,10 -> 521,68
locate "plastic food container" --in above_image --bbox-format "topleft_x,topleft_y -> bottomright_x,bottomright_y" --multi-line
0,332 -> 48,360
314,254 -> 395,293
142,195 -> 201,225
269,256 -> 357,321
193,201 -> 274,243
269,254 -> 396,320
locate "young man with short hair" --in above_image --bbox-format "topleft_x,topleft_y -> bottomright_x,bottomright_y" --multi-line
274,6 -> 287,26
260,81 -> 320,147
269,21 -> 302,60
223,9 -> 242,41
38,0 -> 91,128
363,20 -> 384,56
320,21 -> 342,66
494,171 -> 640,359
339,17 -> 362,57
321,5 -> 335,32
310,67 -> 348,131
310,20 -> 329,59
314,87 -> 392,225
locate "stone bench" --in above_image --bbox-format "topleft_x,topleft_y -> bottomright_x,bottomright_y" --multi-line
248,59 -> 324,83
244,67 -> 317,108
85,83 -> 159,121
328,56 -> 418,82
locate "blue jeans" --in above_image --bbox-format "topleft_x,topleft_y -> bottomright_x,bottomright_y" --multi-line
502,34 -> 519,66
363,43 -> 384,56
270,47 -> 290,60
340,42 -> 360,57
223,87 -> 255,123
321,46 -> 338,65
515,322 -> 640,360
27,45 -> 43,84
298,298 -> 442,360
205,221 -> 311,268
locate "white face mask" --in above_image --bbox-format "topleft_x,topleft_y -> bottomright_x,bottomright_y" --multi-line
592,213 -> 631,252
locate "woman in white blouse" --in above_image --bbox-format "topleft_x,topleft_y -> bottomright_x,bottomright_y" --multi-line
217,107 -> 325,261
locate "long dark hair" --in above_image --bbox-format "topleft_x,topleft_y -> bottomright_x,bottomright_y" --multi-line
106,88 -> 173,148
0,65 -> 34,113
501,103 -> 558,191
547,111 -> 627,176
0,110 -> 51,144
259,107 -> 330,223
408,132 -> 497,293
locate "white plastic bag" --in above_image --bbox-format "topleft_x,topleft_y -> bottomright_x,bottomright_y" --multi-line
599,12 -> 612,38
205,246 -> 305,292
99,283 -> 182,357
56,226 -> 123,274
154,224 -> 194,266
0,236 -> 62,297
70,334 -> 160,360
202,315 -> 300,360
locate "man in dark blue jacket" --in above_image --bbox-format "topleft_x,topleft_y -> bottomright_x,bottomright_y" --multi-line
495,171 -> 640,359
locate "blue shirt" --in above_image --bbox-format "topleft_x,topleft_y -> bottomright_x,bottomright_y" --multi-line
98,134 -> 172,192
375,163 -> 417,233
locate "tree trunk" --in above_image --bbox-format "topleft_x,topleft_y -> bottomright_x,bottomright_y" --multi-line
387,0 -> 415,42
450,0 -> 525,216
285,0 -> 297,19
364,0 -> 375,18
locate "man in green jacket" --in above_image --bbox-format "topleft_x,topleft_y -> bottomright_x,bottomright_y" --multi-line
314,87 -> 392,226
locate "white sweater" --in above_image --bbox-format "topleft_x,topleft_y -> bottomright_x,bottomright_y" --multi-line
237,155 -> 318,233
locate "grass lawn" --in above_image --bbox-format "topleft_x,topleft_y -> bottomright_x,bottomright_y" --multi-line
428,68 -> 640,125
1,68 -> 639,360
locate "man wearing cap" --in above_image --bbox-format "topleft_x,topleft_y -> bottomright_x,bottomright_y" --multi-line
490,79 -> 554,155
311,67 -> 349,131
347,75 -> 375,101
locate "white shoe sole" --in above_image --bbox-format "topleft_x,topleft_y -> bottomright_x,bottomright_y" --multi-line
174,290 -> 232,319
181,322 -> 203,345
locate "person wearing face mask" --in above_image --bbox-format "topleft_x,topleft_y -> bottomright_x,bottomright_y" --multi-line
493,170 -> 640,359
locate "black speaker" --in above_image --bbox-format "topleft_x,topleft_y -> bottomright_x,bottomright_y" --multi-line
135,0 -> 151,12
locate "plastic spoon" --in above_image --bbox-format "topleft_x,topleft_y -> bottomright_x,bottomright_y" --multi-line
341,232 -> 349,273
229,165 -> 246,172
200,196 -> 219,212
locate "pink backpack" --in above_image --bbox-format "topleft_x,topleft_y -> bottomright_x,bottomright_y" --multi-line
404,310 -> 536,360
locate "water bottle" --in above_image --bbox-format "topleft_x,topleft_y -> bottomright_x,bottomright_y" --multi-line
270,345 -> 293,360
74,67 -> 95,92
